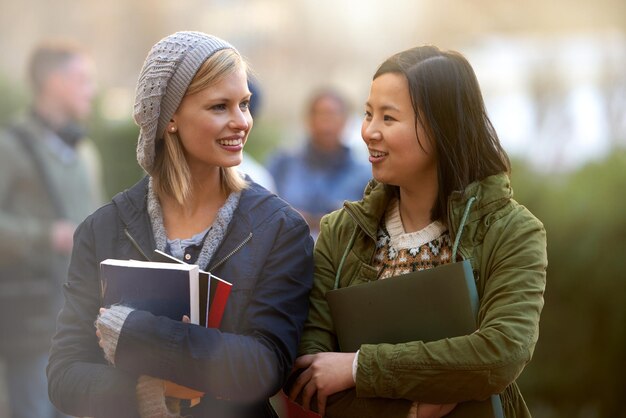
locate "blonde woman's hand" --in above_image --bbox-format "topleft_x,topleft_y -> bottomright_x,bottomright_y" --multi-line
289,352 -> 356,417
95,308 -> 106,349
95,305 -> 133,364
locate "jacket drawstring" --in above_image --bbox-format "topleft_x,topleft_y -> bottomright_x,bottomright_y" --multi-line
334,227 -> 358,290
452,196 -> 477,261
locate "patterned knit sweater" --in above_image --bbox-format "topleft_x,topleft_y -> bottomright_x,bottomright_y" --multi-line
372,198 -> 454,280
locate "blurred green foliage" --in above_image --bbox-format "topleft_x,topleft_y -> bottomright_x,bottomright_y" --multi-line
0,74 -> 27,126
512,154 -> 626,418
88,102 -> 144,199
244,118 -> 283,164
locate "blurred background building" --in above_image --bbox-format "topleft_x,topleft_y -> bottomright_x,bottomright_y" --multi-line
0,0 -> 624,417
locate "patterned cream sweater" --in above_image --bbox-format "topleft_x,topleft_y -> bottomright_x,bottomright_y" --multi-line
372,198 -> 454,279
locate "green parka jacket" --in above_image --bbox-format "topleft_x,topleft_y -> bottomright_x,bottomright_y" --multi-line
298,173 -> 547,418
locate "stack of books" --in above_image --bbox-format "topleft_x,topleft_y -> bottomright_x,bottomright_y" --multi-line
100,250 -> 233,401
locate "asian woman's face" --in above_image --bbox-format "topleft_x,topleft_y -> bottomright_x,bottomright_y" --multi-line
170,66 -> 252,173
361,72 -> 437,189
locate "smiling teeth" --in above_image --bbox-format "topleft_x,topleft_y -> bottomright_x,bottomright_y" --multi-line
218,139 -> 242,146
370,150 -> 387,157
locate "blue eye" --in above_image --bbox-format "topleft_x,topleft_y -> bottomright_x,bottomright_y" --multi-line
211,104 -> 226,111
240,100 -> 250,110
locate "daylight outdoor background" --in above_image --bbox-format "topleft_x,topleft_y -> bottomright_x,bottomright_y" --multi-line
0,1 -> 624,417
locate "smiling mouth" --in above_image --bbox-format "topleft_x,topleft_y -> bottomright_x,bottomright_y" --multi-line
369,150 -> 388,158
217,138 -> 243,146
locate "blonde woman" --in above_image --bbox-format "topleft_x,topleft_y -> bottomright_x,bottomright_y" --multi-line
47,32 -> 314,418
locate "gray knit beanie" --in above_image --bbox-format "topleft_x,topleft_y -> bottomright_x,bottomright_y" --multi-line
133,31 -> 236,173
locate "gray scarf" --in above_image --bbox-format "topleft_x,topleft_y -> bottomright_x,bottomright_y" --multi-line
147,177 -> 240,271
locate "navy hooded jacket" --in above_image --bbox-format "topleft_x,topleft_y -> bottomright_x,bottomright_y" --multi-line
47,177 -> 314,418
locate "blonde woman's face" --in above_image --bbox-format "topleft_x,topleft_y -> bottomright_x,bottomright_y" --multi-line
170,66 -> 252,174
361,72 -> 437,190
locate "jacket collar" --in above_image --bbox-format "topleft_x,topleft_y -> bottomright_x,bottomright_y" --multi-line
112,176 -> 155,260
343,173 -> 512,240
446,173 -> 512,238
112,176 -> 271,269
343,179 -> 395,239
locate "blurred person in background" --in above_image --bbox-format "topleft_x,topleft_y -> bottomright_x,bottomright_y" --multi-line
267,88 -> 371,238
0,39 -> 102,418
47,31 -> 313,418
290,46 -> 547,418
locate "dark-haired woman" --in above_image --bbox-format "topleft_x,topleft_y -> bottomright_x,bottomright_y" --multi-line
289,46 -> 547,418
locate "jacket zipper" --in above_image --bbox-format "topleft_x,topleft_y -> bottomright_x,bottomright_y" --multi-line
125,227 -> 253,273
208,232 -> 253,272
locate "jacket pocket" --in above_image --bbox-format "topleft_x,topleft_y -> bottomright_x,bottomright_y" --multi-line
340,252 -> 378,287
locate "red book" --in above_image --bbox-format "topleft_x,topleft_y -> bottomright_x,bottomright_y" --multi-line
206,273 -> 232,328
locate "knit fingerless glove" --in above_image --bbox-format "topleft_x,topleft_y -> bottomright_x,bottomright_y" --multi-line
95,305 -> 134,364
136,375 -> 182,418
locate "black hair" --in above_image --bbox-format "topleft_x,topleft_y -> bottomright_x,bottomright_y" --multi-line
373,45 -> 510,222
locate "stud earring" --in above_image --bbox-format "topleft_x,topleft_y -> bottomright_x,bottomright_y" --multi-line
170,126 -> 176,132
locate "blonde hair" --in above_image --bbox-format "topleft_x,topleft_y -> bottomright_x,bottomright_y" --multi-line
152,49 -> 249,205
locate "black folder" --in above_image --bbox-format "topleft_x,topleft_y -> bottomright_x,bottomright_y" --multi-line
325,260 -> 504,418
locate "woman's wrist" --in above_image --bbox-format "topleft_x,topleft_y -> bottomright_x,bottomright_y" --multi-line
352,349 -> 360,383
96,305 -> 134,364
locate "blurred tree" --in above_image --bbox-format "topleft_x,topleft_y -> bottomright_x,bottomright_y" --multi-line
0,74 -> 27,126
243,118 -> 282,164
88,100 -> 144,199
512,152 -> 626,418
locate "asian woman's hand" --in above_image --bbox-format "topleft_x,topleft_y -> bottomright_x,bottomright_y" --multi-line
412,402 -> 457,418
289,352 -> 356,417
